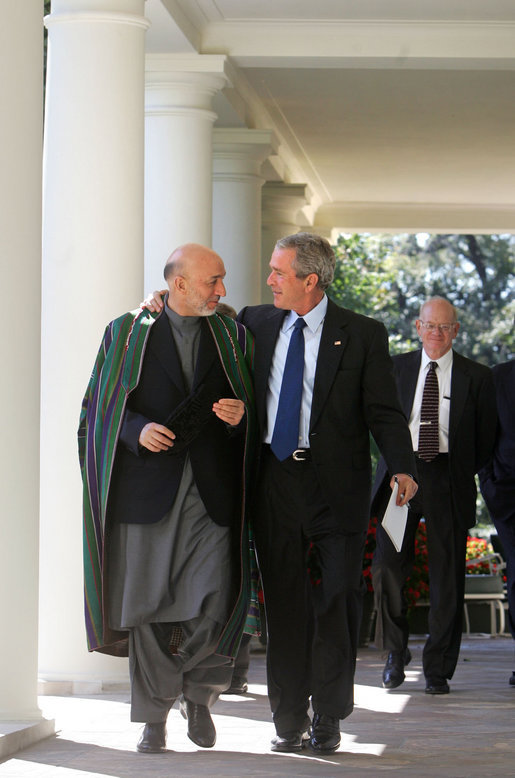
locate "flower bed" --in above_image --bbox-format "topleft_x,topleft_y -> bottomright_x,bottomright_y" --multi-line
465,537 -> 505,594
363,517 -> 429,610
466,536 -> 494,574
363,523 -> 505,606
406,521 -> 429,609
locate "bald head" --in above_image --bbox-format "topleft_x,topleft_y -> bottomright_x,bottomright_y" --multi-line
164,243 -> 227,317
164,243 -> 217,280
416,296 -> 459,360
419,296 -> 457,324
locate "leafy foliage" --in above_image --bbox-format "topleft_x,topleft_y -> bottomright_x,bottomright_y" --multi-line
329,232 -> 514,526
329,233 -> 514,363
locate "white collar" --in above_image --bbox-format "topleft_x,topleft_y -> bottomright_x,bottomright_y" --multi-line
421,347 -> 453,371
283,294 -> 328,334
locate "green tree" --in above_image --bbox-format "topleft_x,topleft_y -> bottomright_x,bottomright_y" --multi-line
329,232 -> 515,527
329,233 -> 514,363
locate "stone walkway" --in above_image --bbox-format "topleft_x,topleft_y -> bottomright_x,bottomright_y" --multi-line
1,636 -> 514,777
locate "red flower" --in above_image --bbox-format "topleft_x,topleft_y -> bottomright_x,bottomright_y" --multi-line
363,517 -> 431,610
466,536 -> 495,574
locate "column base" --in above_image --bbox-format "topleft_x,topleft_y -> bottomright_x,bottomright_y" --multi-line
0,717 -> 55,761
38,677 -> 130,696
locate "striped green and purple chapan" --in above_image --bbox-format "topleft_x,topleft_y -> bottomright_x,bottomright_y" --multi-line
78,308 -> 156,654
78,308 -> 259,656
206,314 -> 260,656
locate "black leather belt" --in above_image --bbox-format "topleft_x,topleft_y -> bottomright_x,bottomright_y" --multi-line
263,444 -> 311,462
291,448 -> 311,461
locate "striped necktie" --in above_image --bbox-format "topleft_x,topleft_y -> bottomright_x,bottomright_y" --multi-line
270,317 -> 307,461
417,361 -> 440,462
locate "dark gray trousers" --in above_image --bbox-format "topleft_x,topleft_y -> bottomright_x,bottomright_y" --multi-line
129,616 -> 233,722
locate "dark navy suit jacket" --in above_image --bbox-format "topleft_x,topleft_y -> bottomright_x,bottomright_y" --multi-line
239,298 -> 416,534
479,359 -> 515,523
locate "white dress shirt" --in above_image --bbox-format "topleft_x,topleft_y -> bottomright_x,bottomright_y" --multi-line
409,348 -> 453,454
264,295 -> 328,448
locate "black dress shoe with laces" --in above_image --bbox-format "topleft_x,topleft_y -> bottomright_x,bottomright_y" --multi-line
137,722 -> 167,753
308,713 -> 341,754
382,647 -> 412,689
270,730 -> 309,752
180,697 -> 216,748
425,679 -> 450,694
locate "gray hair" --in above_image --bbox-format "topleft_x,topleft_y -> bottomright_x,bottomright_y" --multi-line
275,232 -> 335,291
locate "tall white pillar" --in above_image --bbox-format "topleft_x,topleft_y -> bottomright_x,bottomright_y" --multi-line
145,54 -> 228,291
39,0 -> 148,692
0,0 -> 56,757
212,129 -> 276,311
261,183 -> 309,303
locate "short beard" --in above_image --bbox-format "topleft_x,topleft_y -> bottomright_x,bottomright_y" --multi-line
196,300 -> 216,317
185,290 -> 218,317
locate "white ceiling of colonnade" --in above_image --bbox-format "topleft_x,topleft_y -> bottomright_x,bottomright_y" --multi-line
145,0 -> 515,232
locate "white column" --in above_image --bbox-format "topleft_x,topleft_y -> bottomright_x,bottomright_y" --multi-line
0,3 -> 49,749
144,54 -> 229,292
261,183 -> 309,303
212,129 -> 276,312
39,0 -> 148,692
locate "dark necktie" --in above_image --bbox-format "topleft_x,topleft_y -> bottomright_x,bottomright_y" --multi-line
417,361 -> 440,462
270,317 -> 307,461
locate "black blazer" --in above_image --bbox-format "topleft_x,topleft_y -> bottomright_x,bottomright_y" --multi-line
238,298 -> 416,533
108,312 -> 243,526
372,348 -> 497,530
479,359 -> 515,522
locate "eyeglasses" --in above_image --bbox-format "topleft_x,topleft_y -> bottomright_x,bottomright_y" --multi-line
419,321 -> 456,334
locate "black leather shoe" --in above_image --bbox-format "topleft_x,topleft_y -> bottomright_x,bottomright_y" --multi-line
309,713 -> 341,754
180,697 -> 216,748
136,722 -> 167,753
270,730 -> 309,752
224,676 -> 248,694
509,672 -> 515,687
382,647 -> 412,689
425,679 -> 450,694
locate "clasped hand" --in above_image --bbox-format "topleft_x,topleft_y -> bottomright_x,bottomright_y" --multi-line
138,399 -> 245,452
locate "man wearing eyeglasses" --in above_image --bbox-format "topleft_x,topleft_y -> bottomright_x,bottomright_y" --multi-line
371,296 -> 497,695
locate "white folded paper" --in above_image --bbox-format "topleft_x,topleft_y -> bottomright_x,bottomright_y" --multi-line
382,481 -> 408,552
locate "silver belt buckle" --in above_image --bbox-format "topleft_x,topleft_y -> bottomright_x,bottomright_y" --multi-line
292,449 -> 307,461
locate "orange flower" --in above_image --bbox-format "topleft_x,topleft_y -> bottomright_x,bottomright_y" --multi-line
466,536 -> 493,575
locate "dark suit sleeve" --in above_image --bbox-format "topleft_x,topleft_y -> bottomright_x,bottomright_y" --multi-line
119,408 -> 152,456
362,323 -> 416,479
474,368 -> 498,472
